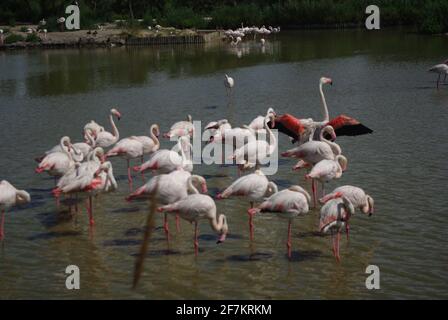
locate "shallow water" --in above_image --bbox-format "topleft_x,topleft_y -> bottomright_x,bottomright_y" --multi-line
0,29 -> 447,299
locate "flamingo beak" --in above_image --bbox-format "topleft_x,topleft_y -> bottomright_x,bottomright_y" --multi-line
201,184 -> 208,194
217,233 -> 227,244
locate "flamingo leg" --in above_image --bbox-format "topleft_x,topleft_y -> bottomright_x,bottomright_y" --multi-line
87,196 -> 95,226
336,231 -> 341,262
127,159 -> 133,192
194,221 -> 199,256
437,73 -> 440,89
140,156 -> 145,183
75,193 -> 79,213
0,210 -> 5,240
331,230 -> 336,259
311,180 -> 317,208
287,220 -> 292,260
175,214 -> 181,233
248,202 -> 255,241
163,213 -> 170,241
345,222 -> 350,241
321,182 -> 325,198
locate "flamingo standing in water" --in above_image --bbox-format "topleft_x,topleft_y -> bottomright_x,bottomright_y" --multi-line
248,185 -> 310,259
224,74 -> 234,97
319,185 -> 374,239
84,120 -> 104,139
158,194 -> 229,255
94,108 -> 121,148
319,195 -> 355,262
269,77 -> 373,144
134,136 -> 193,175
216,170 -> 278,240
0,181 -> 31,240
428,61 -> 448,89
126,171 -> 207,237
163,115 -> 193,139
305,155 -> 348,199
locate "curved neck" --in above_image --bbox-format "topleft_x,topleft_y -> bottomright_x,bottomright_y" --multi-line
320,130 -> 341,156
187,177 -> 199,194
150,125 -> 160,149
267,181 -> 278,195
15,190 -> 30,204
109,114 -> 119,140
264,115 -> 277,152
342,196 -> 355,217
86,130 -> 95,147
319,82 -> 330,122
209,213 -> 226,233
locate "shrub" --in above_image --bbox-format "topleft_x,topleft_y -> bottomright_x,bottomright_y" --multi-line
25,33 -> 41,43
4,33 -> 25,44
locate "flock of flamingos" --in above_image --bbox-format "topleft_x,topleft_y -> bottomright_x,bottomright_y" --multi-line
0,75 -> 376,262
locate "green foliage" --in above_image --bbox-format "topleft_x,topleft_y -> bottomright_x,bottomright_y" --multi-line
20,26 -> 28,32
4,33 -> 25,44
25,33 -> 41,42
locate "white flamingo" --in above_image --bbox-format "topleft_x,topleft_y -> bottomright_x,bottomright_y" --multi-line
94,108 -> 121,148
248,185 -> 310,259
319,195 -> 355,262
126,171 -> 207,237
305,155 -> 348,199
158,194 -> 229,255
0,181 -> 31,240
134,136 -> 192,175
319,185 -> 374,239
216,170 -> 277,240
163,115 -> 193,139
247,108 -> 276,131
224,74 -> 234,96
428,61 -> 448,89
84,120 -> 104,138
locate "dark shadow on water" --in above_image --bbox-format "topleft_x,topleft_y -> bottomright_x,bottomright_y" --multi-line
35,210 -> 74,228
295,231 -> 325,239
111,206 -> 142,214
27,230 -> 81,241
103,239 -> 142,247
125,227 -> 144,236
130,249 -> 182,257
202,173 -> 229,179
226,252 -> 273,262
288,250 -> 322,262
198,233 -> 243,241
272,179 -> 293,188
204,105 -> 218,109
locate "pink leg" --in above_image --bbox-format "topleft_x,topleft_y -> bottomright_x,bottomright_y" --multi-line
0,210 -> 5,240
331,231 -> 336,259
336,232 -> 341,262
346,222 -> 350,241
87,196 -> 95,226
248,203 -> 255,241
194,221 -> 199,256
287,220 -> 292,259
175,214 -> 181,233
312,180 -> 317,208
127,159 -> 133,192
163,214 -> 170,241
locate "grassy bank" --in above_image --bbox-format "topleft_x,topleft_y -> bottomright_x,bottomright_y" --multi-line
1,0 -> 448,34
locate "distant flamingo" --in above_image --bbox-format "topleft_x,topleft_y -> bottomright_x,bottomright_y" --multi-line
216,170 -> 277,240
0,181 -> 31,240
126,172 -> 207,238
248,185 -> 310,259
319,185 -> 374,240
260,38 -> 265,46
134,136 -> 192,175
163,115 -> 193,139
158,194 -> 229,255
428,61 -> 448,89
319,195 -> 355,262
305,155 -> 348,200
224,74 -> 234,97
94,108 -> 121,148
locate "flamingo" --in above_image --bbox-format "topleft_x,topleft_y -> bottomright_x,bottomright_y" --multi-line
158,194 -> 229,255
216,170 -> 277,240
35,136 -> 81,178
231,113 -> 277,175
269,77 -> 373,144
94,108 -> 121,148
108,124 -> 160,183
319,195 -> 355,262
134,136 -> 192,175
126,171 -> 207,237
319,185 -> 374,239
305,155 -> 348,200
0,181 -> 31,240
428,61 -> 448,89
247,108 -> 276,131
248,185 -> 310,259
204,119 -> 231,138
84,120 -> 104,138
224,74 -> 234,96
230,36 -> 242,46
260,38 -> 265,46
163,115 -> 193,139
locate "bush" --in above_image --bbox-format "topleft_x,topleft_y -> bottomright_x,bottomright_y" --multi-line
4,33 -> 25,44
25,33 -> 41,43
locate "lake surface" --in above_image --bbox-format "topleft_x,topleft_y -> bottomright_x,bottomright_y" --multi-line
0,29 -> 447,299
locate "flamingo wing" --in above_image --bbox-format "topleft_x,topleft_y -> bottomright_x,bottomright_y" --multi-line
268,114 -> 303,143
327,114 -> 373,137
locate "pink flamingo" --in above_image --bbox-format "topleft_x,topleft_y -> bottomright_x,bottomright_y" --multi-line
0,181 -> 31,240
126,171 -> 207,238
319,195 -> 355,262
305,155 -> 348,200
428,60 -> 448,89
248,185 -> 310,259
158,194 -> 229,255
216,169 -> 277,240
134,136 -> 192,175
319,185 -> 374,239
94,108 -> 121,148
163,115 -> 193,139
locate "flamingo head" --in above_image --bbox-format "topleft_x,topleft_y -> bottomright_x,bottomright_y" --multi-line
320,77 -> 333,85
364,195 -> 375,216
110,108 -> 121,120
